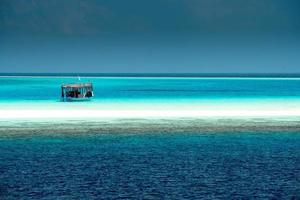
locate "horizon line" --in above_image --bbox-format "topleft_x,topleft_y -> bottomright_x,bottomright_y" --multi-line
1,72 -> 300,78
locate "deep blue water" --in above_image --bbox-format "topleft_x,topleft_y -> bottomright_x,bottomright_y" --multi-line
0,132 -> 299,199
1,75 -> 300,102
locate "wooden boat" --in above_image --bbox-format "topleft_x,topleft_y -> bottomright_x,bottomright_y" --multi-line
61,83 -> 94,101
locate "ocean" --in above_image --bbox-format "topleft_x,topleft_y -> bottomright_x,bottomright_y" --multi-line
0,74 -> 299,199
1,74 -> 300,103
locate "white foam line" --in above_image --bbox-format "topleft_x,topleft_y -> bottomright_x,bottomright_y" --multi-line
1,109 -> 300,120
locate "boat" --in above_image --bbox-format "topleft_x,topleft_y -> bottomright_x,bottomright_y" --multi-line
61,83 -> 94,101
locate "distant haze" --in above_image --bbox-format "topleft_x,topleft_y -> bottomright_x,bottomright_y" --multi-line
0,0 -> 300,73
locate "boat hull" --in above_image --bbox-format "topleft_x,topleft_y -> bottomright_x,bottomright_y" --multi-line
61,97 -> 93,102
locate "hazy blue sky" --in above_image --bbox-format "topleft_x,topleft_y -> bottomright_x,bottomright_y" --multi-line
0,0 -> 300,73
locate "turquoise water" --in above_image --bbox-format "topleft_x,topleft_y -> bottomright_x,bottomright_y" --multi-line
1,75 -> 300,103
0,132 -> 299,199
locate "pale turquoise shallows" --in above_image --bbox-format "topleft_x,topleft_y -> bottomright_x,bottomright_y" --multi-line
1,76 -> 300,103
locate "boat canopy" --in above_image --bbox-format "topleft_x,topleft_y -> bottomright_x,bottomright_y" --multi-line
62,83 -> 93,88
61,83 -> 94,101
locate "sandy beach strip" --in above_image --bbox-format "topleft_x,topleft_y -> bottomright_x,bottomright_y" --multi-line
1,99 -> 300,120
1,108 -> 300,120
1,103 -> 300,135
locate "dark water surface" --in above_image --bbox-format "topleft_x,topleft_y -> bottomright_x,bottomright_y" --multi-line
0,132 -> 299,199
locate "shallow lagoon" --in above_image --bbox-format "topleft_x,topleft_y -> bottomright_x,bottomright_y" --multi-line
1,76 -> 300,103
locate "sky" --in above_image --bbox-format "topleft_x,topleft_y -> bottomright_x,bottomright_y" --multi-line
0,0 -> 300,73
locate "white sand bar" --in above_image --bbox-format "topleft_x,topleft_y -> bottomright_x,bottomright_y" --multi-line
1,109 -> 300,120
1,100 -> 300,120
1,108 -> 300,120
